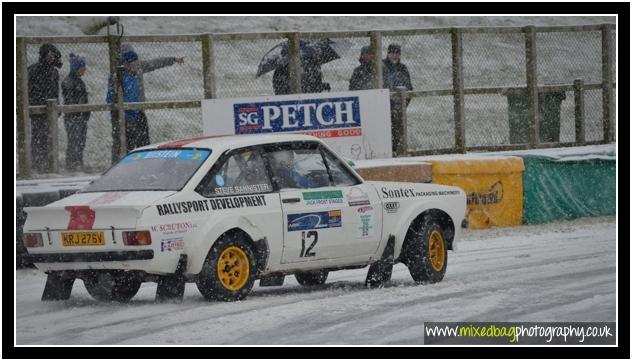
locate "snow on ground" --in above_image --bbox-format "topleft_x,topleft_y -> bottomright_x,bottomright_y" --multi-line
15,216 -> 616,345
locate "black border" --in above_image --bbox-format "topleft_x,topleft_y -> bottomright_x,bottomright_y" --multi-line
6,2 -> 629,359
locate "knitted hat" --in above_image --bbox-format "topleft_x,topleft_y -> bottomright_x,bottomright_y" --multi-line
121,50 -> 138,64
360,45 -> 373,55
69,53 -> 86,72
387,44 -> 401,54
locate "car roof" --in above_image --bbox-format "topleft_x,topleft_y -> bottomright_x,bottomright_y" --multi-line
135,134 -> 324,152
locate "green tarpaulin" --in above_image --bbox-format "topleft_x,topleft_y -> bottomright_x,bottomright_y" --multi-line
521,154 -> 616,224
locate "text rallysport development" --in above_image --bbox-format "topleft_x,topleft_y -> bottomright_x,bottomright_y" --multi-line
156,195 -> 267,216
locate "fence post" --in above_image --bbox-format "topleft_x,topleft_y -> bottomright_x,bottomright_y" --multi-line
524,25 -> 540,148
202,33 -> 216,99
573,79 -> 586,145
116,66 -> 127,160
16,37 -> 32,179
288,33 -> 301,94
46,99 -> 59,174
369,31 -> 383,89
601,23 -> 614,142
451,27 -> 466,153
108,35 -> 127,163
394,86 -> 408,157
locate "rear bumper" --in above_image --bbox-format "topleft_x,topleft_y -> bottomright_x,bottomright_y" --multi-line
28,250 -> 154,263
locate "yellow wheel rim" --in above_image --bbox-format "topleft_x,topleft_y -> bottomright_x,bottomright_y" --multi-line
428,230 -> 446,272
217,246 -> 250,291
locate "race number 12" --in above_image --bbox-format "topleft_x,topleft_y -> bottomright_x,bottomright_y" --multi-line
300,231 -> 318,257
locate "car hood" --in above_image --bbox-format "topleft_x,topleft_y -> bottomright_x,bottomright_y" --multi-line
24,191 -> 176,230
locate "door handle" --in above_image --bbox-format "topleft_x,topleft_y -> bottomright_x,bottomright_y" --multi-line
282,197 -> 301,204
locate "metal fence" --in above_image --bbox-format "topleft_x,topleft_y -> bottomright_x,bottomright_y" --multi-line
16,24 -> 616,178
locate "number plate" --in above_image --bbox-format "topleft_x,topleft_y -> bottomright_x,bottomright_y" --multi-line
62,231 -> 105,246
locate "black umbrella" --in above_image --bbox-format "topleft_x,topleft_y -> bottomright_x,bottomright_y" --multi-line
256,39 -> 341,77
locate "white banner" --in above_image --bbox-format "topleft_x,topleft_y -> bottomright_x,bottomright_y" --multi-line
201,89 -> 392,160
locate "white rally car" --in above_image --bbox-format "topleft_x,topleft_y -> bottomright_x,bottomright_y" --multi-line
23,134 -> 466,302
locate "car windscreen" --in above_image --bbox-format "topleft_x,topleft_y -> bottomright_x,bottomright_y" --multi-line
82,149 -> 211,192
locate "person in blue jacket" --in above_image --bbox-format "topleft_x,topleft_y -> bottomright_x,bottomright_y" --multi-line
107,50 -> 150,161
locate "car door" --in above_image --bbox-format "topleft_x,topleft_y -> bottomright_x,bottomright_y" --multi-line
320,146 -> 383,258
264,142 -> 381,264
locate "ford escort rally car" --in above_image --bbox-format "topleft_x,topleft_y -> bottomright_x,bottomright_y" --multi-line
23,134 -> 466,302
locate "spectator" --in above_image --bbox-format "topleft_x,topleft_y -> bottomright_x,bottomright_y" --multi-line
107,49 -> 149,155
27,43 -> 62,173
61,53 -> 90,171
349,46 -> 376,91
109,44 -> 184,163
272,60 -> 331,95
382,44 -> 413,154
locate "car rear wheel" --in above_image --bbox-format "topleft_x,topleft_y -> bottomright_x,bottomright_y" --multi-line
83,271 -> 141,302
294,270 -> 329,286
404,217 -> 448,284
196,232 -> 257,301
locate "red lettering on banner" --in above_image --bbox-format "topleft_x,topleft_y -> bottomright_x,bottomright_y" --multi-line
295,127 -> 362,138
65,206 -> 96,230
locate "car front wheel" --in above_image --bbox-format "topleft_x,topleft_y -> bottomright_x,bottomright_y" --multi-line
404,217 -> 448,284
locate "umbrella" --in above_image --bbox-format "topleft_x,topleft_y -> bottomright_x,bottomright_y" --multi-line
256,39 -> 341,77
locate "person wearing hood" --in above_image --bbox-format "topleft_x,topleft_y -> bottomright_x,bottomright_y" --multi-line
61,54 -> 91,171
349,46 -> 376,91
27,43 -> 62,173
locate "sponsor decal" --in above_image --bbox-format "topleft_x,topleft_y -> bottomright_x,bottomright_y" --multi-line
161,237 -> 185,252
65,206 -> 96,230
346,187 -> 370,207
356,206 -> 375,238
150,221 -> 197,235
302,190 -> 344,206
214,183 -> 272,196
234,97 -> 361,136
287,210 -> 342,232
466,181 -> 503,205
119,149 -> 210,164
381,187 -> 461,199
156,195 -> 267,216
384,201 -> 400,213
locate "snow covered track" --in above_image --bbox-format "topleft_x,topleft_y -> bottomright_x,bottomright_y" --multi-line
16,217 -> 615,345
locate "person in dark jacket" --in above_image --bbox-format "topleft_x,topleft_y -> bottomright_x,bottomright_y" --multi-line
27,43 -> 62,173
109,44 -> 184,163
272,59 -> 331,95
349,46 -> 376,91
107,50 -> 150,157
61,54 -> 90,171
382,44 -> 413,154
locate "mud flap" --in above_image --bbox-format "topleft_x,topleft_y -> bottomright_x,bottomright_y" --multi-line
365,236 -> 395,288
156,254 -> 187,303
41,272 -> 75,301
259,273 -> 284,287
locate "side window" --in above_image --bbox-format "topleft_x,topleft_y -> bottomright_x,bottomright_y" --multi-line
322,148 -> 360,187
200,149 -> 273,197
266,146 -> 331,190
